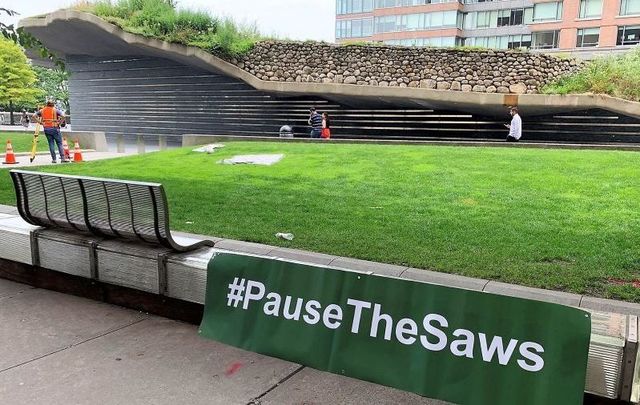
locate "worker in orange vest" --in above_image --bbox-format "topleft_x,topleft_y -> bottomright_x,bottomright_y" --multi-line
33,100 -> 68,163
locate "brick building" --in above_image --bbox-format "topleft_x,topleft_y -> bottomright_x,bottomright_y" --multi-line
335,0 -> 640,58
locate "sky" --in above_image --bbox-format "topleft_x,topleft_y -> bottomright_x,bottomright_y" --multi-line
2,0 -> 336,42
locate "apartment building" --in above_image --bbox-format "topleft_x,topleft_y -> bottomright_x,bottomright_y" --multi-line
335,0 -> 640,57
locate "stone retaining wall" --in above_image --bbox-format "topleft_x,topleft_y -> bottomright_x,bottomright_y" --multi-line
232,42 -> 584,95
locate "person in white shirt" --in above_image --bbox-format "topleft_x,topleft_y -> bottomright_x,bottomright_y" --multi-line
504,107 -> 522,142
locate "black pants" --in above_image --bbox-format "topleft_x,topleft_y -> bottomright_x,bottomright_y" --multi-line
506,136 -> 519,142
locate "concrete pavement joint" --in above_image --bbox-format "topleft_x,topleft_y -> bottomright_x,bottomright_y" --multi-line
0,317 -> 148,375
247,364 -> 306,405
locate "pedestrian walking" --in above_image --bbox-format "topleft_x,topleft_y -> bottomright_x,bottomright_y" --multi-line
33,100 -> 68,163
308,107 -> 323,138
504,107 -> 522,142
321,112 -> 331,140
20,109 -> 29,128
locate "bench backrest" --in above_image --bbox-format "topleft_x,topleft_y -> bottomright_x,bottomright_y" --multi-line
10,170 -> 213,252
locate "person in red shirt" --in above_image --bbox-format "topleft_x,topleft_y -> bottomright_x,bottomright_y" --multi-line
33,100 -> 68,163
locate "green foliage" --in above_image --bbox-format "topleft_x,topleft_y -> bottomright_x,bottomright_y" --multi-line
0,132 -> 37,153
1,142 -> 640,302
78,0 -> 263,57
0,8 -> 64,69
543,48 -> 640,101
34,67 -> 70,112
0,38 -> 42,106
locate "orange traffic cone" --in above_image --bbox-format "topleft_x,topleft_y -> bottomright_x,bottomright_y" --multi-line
62,137 -> 71,160
2,140 -> 18,165
72,139 -> 83,162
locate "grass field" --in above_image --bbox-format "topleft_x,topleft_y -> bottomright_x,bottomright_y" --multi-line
0,131 -> 39,154
0,141 -> 639,302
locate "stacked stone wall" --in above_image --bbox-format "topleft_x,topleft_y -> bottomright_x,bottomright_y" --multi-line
231,42 -> 584,94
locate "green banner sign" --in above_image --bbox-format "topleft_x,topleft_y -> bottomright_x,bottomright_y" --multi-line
200,253 -> 591,405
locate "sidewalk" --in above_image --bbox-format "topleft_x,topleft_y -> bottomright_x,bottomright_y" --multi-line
0,278 -> 446,405
2,151 -> 136,168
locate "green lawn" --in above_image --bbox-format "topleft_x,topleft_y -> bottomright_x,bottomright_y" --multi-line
1,141 -> 639,302
0,131 -> 38,154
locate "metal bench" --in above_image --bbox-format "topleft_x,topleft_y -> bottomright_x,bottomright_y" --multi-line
10,170 -> 214,252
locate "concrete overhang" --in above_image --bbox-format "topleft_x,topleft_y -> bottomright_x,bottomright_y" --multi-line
19,10 -> 640,118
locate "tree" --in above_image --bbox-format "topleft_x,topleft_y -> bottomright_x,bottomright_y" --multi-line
0,38 -> 42,124
34,66 -> 69,112
1,8 -> 63,69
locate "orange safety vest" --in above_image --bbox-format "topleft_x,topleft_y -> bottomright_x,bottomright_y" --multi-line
41,106 -> 60,128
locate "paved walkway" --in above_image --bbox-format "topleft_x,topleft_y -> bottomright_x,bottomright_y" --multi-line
3,151 -> 136,168
0,278 -> 446,405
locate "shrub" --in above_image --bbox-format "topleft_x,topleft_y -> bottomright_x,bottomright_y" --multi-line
543,48 -> 640,102
75,0 -> 262,57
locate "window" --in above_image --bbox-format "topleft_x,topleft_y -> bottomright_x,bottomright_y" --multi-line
362,18 -> 374,36
375,0 -> 456,6
352,19 -> 362,37
533,2 -> 563,22
383,36 -> 459,47
374,11 -> 459,33
336,18 -> 374,38
511,9 -> 524,25
579,0 -> 602,18
524,8 -> 534,23
337,0 -> 374,14
497,10 -> 510,27
620,0 -> 640,16
618,25 -> 640,45
576,28 -> 599,47
532,30 -> 560,49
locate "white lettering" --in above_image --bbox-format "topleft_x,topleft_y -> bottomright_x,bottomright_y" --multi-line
283,296 -> 304,320
347,299 -> 371,334
420,313 -> 448,351
323,304 -> 343,329
479,333 -> 518,365
303,300 -> 321,325
395,318 -> 418,345
450,329 -> 475,358
370,303 -> 393,340
517,342 -> 545,372
263,292 -> 281,316
243,280 -> 265,310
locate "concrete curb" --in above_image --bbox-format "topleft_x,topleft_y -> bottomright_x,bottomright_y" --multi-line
1,202 -> 637,316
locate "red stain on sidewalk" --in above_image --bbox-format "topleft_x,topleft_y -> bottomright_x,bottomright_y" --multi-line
225,362 -> 243,376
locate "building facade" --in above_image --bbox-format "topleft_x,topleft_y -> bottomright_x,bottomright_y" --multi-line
336,0 -> 640,57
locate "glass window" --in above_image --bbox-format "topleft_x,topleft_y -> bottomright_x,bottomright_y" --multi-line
362,18 -> 373,36
443,11 -> 457,26
363,0 -> 373,11
579,0 -> 602,18
407,14 -> 421,30
533,2 -> 563,21
497,9 -> 510,27
489,10 -> 498,28
352,19 -> 362,36
511,9 -> 524,25
618,25 -> 640,45
524,7 -> 533,24
620,0 -> 640,15
531,30 -> 559,49
576,27 -> 599,47
477,11 -> 489,28
431,11 -> 444,27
